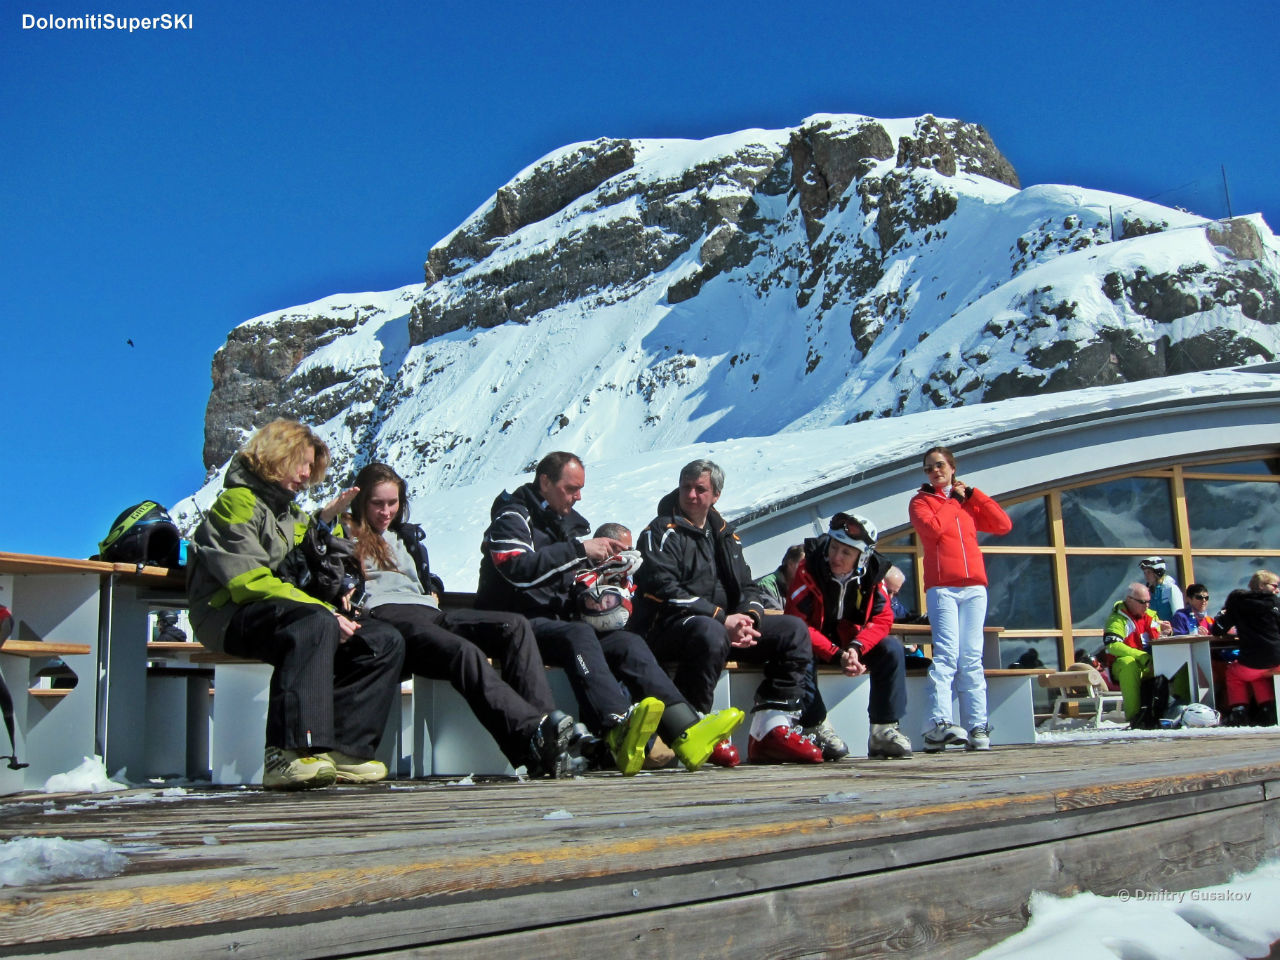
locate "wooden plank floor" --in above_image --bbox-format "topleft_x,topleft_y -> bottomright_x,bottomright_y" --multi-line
2,733 -> 1279,959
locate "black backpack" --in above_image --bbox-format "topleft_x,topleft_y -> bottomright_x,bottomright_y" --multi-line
1130,674 -> 1172,730
97,501 -> 183,569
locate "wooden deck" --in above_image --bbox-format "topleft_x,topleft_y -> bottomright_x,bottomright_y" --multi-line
2,733 -> 1279,959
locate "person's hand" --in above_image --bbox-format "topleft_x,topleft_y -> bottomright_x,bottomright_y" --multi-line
320,486 -> 360,524
1159,619 -> 1173,637
725,613 -> 759,648
582,537 -> 628,561
841,646 -> 867,677
951,480 -> 969,500
1198,621 -> 1211,636
337,585 -> 357,616
335,613 -> 361,641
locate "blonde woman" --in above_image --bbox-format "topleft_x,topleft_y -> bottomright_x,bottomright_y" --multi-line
187,420 -> 404,789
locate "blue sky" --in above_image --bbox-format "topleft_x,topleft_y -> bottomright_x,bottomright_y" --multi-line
3,0 -> 1277,560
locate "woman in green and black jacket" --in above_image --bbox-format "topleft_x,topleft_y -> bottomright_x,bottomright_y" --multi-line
187,420 -> 404,790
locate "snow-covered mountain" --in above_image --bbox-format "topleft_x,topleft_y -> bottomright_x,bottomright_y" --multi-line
181,113 -> 1280,550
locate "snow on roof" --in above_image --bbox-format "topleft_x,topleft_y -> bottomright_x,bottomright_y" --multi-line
414,367 -> 1280,591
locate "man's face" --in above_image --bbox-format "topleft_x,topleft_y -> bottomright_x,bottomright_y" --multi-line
679,470 -> 720,527
539,460 -> 585,517
1124,587 -> 1152,614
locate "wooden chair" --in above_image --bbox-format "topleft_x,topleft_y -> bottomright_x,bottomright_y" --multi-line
1038,664 -> 1124,728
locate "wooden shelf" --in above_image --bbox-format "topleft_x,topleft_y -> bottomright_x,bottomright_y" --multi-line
28,687 -> 73,700
1,639 -> 92,658
147,641 -> 207,654
0,550 -> 183,584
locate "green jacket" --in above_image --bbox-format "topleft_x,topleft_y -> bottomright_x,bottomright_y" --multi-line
1102,598 -> 1159,651
186,457 -> 330,651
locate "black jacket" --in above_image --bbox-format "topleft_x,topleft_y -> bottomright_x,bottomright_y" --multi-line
391,521 -> 446,596
633,489 -> 763,632
476,482 -> 590,619
1213,588 -> 1280,669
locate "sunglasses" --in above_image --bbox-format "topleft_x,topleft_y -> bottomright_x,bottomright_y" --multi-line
1190,593 -> 1209,600
1125,595 -> 1149,605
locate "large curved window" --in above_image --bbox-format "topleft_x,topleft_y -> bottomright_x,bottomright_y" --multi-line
881,454 -> 1280,671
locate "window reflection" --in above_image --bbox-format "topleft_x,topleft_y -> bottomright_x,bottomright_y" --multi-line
985,555 -> 1057,631
1061,478 -> 1175,548
1065,555 -> 1181,630
978,497 -> 1047,547
1185,458 -> 1280,476
1185,479 -> 1280,550
999,636 -> 1061,672
1190,556 -> 1272,602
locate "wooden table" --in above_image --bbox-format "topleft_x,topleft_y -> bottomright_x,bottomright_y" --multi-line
0,552 -> 187,791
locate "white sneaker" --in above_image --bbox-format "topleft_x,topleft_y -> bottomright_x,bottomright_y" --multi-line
966,724 -> 992,751
868,723 -> 913,759
922,719 -> 969,753
263,747 -> 337,790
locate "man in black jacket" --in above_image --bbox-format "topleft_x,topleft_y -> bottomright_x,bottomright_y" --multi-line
477,452 -> 742,774
634,459 -> 820,765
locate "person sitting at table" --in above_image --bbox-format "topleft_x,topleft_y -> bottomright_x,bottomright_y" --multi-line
1170,583 -> 1214,636
1212,570 -> 1280,727
784,511 -> 913,760
1101,581 -> 1169,724
186,420 -> 405,790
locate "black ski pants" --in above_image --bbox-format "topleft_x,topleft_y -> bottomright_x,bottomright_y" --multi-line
646,613 -> 811,714
225,597 -> 404,758
369,604 -> 553,764
529,617 -> 687,734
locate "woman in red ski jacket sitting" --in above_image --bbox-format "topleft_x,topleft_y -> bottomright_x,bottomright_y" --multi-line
909,445 -> 1011,753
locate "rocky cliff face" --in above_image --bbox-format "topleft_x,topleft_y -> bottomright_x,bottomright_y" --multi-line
195,112 -> 1280,507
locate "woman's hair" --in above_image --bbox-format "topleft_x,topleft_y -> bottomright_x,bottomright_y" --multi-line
348,462 -> 409,573
240,420 -> 329,487
922,445 -> 956,471
1249,570 -> 1278,592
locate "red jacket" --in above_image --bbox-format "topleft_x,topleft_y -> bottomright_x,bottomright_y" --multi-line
908,485 -> 1011,590
785,537 -> 895,661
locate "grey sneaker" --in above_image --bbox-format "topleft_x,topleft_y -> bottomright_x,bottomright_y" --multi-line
868,723 -> 913,759
319,751 -> 388,783
966,724 -> 992,751
263,747 -> 337,790
803,720 -> 850,761
922,719 -> 969,753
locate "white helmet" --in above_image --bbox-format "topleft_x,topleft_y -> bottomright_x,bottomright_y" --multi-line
577,582 -> 632,632
1178,703 -> 1219,728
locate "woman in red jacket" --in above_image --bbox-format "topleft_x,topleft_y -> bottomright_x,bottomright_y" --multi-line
909,446 -> 1011,753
